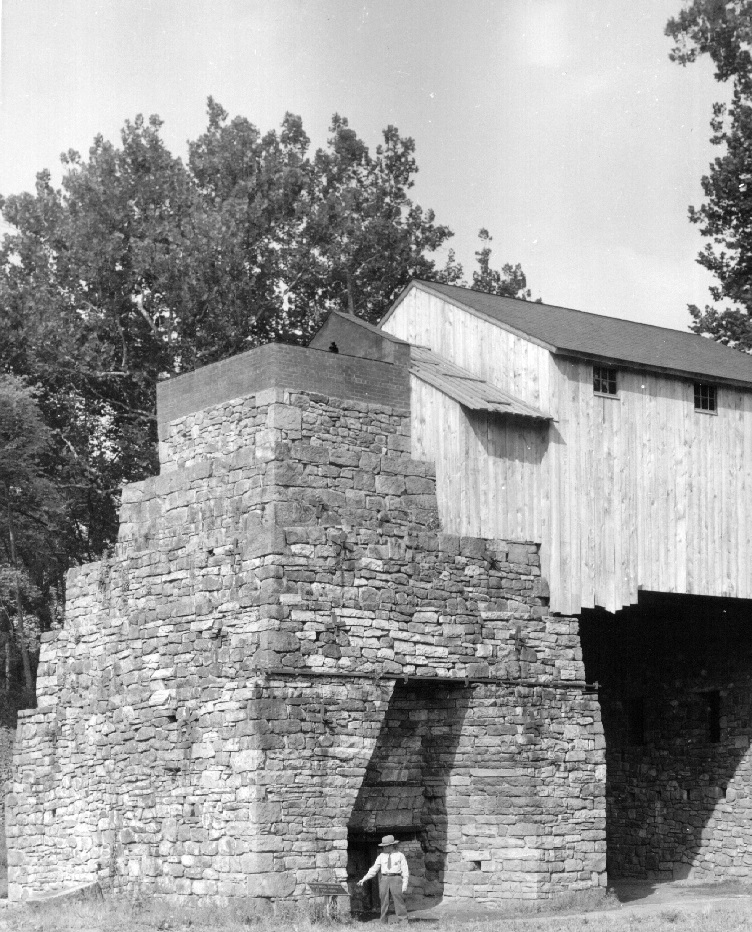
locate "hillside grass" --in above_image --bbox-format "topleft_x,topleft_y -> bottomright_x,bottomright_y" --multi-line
3,891 -> 752,932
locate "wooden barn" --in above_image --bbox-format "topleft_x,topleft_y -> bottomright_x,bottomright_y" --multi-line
313,279 -> 752,883
375,279 -> 752,616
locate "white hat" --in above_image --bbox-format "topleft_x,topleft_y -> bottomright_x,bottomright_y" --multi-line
378,835 -> 398,847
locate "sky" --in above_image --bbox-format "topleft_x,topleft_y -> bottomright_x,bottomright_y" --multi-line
0,0 -> 729,331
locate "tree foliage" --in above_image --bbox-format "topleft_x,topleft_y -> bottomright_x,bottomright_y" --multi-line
0,101 -> 533,673
667,1 -> 752,347
0,377 -> 67,699
471,229 -> 533,299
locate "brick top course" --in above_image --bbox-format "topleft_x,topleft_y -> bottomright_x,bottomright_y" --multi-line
156,343 -> 410,439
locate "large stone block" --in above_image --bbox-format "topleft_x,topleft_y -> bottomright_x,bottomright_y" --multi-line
267,404 -> 303,434
246,872 -> 297,898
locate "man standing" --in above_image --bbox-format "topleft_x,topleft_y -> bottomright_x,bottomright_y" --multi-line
357,834 -> 409,923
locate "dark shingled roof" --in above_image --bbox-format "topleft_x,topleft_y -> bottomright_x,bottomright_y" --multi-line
401,280 -> 752,387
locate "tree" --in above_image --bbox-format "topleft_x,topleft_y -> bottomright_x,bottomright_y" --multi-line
667,1 -> 752,348
0,101 -> 533,635
283,114 -> 461,328
470,229 -> 533,298
0,377 -> 66,702
429,230 -> 535,299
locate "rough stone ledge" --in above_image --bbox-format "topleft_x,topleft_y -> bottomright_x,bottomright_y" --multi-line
26,881 -> 104,907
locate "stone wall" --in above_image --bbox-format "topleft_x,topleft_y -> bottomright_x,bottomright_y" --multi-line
156,342 -> 410,439
349,681 -> 604,908
0,721 -> 15,863
581,596 -> 752,883
159,387 -> 411,471
8,352 -> 606,905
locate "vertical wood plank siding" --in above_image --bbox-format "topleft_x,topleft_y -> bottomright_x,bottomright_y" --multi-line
410,376 -> 548,541
549,360 -> 752,614
385,289 -> 552,409
385,288 -> 752,615
387,289 -> 551,543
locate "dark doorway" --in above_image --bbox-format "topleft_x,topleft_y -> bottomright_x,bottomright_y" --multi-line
580,592 -> 752,884
347,681 -> 469,911
347,832 -> 381,914
347,830 -> 424,915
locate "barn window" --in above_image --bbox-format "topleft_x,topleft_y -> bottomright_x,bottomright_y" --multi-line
593,366 -> 617,395
694,383 -> 717,412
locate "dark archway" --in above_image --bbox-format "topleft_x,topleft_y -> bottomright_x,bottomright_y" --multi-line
580,592 -> 752,884
347,681 -> 470,913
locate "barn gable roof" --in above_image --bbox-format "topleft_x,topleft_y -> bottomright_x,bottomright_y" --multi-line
385,280 -> 752,388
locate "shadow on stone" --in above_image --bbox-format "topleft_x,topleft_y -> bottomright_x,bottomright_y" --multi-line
347,681 -> 470,914
581,592 -> 752,886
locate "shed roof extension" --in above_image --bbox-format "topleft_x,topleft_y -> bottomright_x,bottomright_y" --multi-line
410,345 -> 550,420
387,280 -> 752,388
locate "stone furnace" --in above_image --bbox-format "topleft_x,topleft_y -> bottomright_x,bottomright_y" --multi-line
7,335 -> 605,906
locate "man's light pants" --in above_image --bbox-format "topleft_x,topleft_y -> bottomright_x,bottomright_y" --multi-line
379,874 -> 407,923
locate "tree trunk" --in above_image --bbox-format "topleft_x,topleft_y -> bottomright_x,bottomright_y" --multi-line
5,483 -> 34,702
346,267 -> 355,316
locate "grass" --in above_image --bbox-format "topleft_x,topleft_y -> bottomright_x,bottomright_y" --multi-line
3,891 -> 752,932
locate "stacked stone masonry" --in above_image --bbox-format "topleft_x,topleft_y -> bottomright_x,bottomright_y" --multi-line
0,723 -> 14,862
160,388 -> 411,471
8,350 -> 606,906
581,600 -> 752,884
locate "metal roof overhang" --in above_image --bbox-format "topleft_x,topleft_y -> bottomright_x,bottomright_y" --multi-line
409,345 -> 552,421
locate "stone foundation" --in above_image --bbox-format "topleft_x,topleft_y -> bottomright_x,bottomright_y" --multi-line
349,681 -> 604,907
8,346 -> 606,904
581,595 -> 752,883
